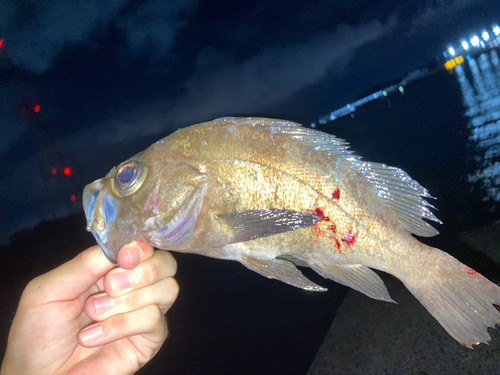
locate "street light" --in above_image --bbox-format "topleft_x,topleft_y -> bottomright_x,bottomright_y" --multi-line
462,41 -> 469,50
482,31 -> 490,41
494,26 -> 500,36
471,36 -> 480,47
448,47 -> 456,56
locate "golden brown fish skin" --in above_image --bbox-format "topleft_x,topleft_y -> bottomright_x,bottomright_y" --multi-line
86,117 -> 500,347
99,119 -> 432,285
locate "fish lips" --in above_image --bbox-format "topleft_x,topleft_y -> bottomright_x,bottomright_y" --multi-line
83,179 -> 131,263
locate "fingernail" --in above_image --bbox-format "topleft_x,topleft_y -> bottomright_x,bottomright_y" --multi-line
93,295 -> 114,314
126,246 -> 141,266
80,324 -> 102,345
112,271 -> 131,292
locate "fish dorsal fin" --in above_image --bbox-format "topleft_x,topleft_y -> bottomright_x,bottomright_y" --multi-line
219,209 -> 320,244
353,161 -> 442,237
309,261 -> 395,303
276,126 -> 360,159
240,256 -> 326,291
275,126 -> 441,237
208,116 -> 303,128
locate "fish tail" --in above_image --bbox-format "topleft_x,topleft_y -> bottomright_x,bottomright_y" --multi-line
404,249 -> 500,348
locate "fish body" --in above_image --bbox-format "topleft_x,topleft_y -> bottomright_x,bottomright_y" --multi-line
83,117 -> 500,347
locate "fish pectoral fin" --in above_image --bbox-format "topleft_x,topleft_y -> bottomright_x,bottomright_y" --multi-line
219,209 -> 319,244
240,256 -> 326,292
309,262 -> 396,303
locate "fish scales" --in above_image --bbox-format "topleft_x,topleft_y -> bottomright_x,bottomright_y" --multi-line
83,117 -> 500,348
174,121 -> 421,275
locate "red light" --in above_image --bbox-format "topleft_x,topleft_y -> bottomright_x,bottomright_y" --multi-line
34,104 -> 41,113
70,195 -> 76,202
52,168 -> 57,175
64,167 -> 71,176
0,40 -> 3,49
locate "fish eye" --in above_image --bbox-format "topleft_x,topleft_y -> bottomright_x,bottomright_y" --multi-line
111,160 -> 148,197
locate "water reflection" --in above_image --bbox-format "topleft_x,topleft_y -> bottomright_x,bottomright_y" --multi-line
456,51 -> 500,205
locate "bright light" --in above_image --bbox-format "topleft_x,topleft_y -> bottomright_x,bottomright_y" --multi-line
445,60 -> 456,70
0,40 -> 3,49
462,41 -> 469,50
482,31 -> 489,41
471,36 -> 480,47
52,168 -> 57,175
34,104 -> 40,113
64,167 -> 71,176
448,47 -> 456,56
70,195 -> 76,202
494,26 -> 500,36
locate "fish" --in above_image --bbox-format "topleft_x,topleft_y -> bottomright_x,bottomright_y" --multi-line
83,117 -> 500,348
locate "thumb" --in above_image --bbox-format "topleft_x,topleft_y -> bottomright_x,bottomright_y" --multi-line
32,244 -> 116,302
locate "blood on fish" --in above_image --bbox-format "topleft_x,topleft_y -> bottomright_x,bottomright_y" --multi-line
311,223 -> 321,239
466,267 -> 477,275
334,237 -> 342,253
311,207 -> 334,242
331,188 -> 340,201
342,231 -> 357,248
313,207 -> 330,222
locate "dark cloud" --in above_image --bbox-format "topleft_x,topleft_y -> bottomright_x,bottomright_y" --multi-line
0,0 -> 194,72
410,0 -> 485,30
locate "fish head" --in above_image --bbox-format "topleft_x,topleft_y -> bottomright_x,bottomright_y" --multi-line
83,149 -> 206,263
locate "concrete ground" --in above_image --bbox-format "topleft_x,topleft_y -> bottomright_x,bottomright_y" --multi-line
308,224 -> 500,375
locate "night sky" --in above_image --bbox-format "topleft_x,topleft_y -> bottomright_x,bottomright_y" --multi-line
1,0 -> 500,243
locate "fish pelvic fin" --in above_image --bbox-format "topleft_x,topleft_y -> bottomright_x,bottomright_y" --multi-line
240,256 -> 327,292
404,249 -> 500,348
308,261 -> 395,303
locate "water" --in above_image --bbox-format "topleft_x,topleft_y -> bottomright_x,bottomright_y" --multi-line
457,51 -> 500,205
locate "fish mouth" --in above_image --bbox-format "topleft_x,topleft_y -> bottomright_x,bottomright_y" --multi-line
83,179 -> 104,231
83,179 -> 127,263
93,228 -> 120,264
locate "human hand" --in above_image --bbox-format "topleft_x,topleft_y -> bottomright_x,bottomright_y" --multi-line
1,241 -> 178,375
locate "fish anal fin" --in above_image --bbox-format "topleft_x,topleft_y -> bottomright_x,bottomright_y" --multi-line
310,262 -> 395,303
220,209 -> 319,244
240,256 -> 326,292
